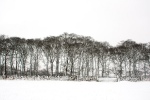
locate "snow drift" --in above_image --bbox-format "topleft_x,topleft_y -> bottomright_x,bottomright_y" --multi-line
0,80 -> 150,100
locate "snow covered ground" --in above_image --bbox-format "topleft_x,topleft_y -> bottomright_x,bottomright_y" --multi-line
0,80 -> 150,100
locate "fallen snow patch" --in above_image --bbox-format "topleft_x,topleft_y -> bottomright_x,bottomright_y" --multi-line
0,80 -> 150,100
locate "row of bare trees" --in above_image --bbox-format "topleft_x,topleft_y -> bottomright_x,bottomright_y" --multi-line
0,33 -> 150,80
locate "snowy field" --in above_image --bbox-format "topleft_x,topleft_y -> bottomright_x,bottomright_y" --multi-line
0,80 -> 150,100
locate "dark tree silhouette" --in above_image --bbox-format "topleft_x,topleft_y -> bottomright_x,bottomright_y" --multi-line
0,34 -> 149,81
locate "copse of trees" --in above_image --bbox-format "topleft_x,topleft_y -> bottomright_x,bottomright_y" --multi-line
0,33 -> 150,81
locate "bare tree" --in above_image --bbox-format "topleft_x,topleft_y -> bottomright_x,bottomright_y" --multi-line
27,39 -> 35,76
34,39 -> 43,76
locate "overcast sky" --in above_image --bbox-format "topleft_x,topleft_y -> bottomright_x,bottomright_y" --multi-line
0,0 -> 150,46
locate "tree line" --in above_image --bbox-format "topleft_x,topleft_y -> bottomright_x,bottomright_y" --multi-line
0,33 -> 150,80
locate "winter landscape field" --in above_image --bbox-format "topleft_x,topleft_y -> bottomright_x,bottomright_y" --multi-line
0,80 -> 150,100
0,0 -> 150,100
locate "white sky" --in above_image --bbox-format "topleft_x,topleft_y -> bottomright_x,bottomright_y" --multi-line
0,0 -> 150,46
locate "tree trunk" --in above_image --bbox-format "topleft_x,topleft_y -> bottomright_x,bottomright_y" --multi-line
97,57 -> 100,79
91,55 -> 94,77
133,62 -> 136,77
56,53 -> 59,75
0,55 -> 2,75
15,53 -> 18,75
36,54 -> 39,76
129,61 -> 131,77
23,62 -> 26,76
50,61 -> 53,76
78,56 -> 81,78
70,58 -> 74,76
144,62 -> 146,78
86,56 -> 89,77
4,54 -> 7,78
30,54 -> 33,76
47,64 -> 49,76
102,63 -> 104,77
10,51 -> 14,76
65,57 -> 68,75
